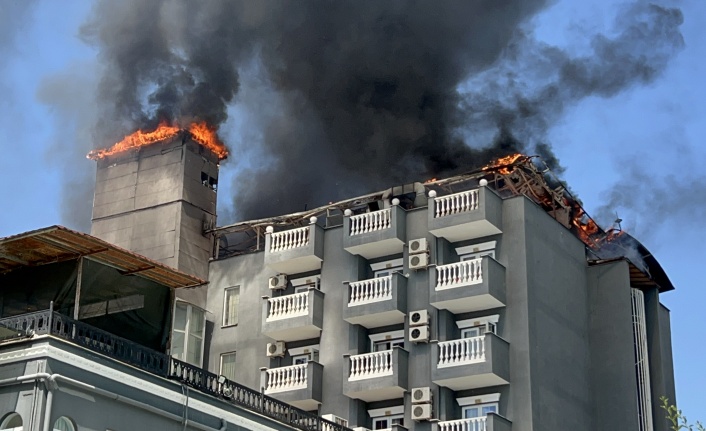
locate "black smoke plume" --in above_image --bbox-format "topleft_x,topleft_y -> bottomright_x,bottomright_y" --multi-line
52,1 -> 684,225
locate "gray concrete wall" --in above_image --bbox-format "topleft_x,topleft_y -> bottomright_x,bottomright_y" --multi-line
523,197 -> 593,431
204,189 -> 675,431
587,260 -> 640,431
91,139 -> 217,291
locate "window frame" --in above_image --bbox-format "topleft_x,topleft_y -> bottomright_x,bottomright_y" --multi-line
462,402 -> 498,419
369,330 -> 405,352
222,286 -> 240,327
368,406 -> 404,430
220,351 -> 237,381
171,301 -> 206,367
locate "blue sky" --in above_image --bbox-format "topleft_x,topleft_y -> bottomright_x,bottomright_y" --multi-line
0,0 -> 704,419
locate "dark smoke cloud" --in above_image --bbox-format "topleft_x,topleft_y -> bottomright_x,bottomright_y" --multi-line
46,0 -> 684,225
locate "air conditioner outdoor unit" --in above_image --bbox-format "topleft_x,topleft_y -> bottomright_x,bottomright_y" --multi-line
409,253 -> 428,270
269,274 -> 288,290
409,325 -> 430,343
408,238 -> 429,254
266,341 -> 286,357
409,310 -> 430,326
411,404 -> 432,421
411,387 -> 432,404
322,415 -> 349,428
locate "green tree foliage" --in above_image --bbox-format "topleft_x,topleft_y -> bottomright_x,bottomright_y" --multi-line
661,396 -> 705,431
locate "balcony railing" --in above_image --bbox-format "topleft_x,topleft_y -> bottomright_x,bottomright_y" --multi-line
270,226 -> 310,252
438,336 -> 485,368
0,309 -> 349,431
438,418 -> 488,431
435,259 -> 483,291
433,189 -> 479,218
348,350 -> 393,381
349,276 -> 392,306
264,364 -> 308,394
349,209 -> 391,235
267,292 -> 309,321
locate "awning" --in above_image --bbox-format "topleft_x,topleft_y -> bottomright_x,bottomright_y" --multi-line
0,226 -> 206,289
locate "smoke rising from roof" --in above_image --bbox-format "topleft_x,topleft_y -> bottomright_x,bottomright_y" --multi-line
48,1 -> 683,226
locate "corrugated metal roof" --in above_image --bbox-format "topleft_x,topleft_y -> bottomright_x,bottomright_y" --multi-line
0,226 -> 206,289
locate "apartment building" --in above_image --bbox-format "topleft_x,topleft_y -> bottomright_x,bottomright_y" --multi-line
0,138 -> 676,431
201,158 -> 676,431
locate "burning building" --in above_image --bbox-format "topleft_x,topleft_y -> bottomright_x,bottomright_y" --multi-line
0,131 -> 676,431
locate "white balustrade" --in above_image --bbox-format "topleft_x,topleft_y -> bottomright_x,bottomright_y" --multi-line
348,276 -> 393,306
438,336 -> 485,368
349,209 -> 392,236
438,418 -> 488,431
348,350 -> 393,381
266,292 -> 309,321
264,364 -> 308,393
435,258 -> 483,290
434,189 -> 480,218
270,226 -> 310,252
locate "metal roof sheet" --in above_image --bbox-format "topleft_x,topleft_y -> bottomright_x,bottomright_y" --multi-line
0,226 -> 206,289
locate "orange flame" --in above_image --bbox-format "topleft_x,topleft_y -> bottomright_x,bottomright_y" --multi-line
87,121 -> 228,160
482,153 -> 525,174
188,121 -> 228,160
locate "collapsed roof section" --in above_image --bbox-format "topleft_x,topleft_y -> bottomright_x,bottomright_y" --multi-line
213,155 -> 673,292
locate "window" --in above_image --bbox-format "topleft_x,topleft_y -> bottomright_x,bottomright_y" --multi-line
223,287 -> 240,326
371,258 -> 403,278
373,415 -> 404,429
457,393 -> 500,421
370,330 -> 405,352
369,406 -> 404,430
462,403 -> 497,418
456,241 -> 496,261
461,322 -> 496,339
292,353 -> 311,365
294,286 -> 310,294
172,302 -> 205,366
0,412 -> 22,430
457,315 -> 499,338
289,345 -> 320,365
220,352 -> 237,381
53,417 -> 75,431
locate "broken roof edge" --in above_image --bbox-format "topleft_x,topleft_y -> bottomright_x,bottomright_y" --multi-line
588,255 -> 675,293
0,225 -> 207,289
210,164 -> 492,236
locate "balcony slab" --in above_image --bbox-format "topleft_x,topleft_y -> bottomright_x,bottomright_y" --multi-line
431,333 -> 509,391
429,187 -> 502,243
262,289 -> 324,342
430,257 -> 506,314
343,273 -> 407,329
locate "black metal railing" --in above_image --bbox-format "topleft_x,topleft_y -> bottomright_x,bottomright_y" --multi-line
0,310 -> 348,431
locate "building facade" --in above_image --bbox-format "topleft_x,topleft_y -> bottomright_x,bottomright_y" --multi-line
203,179 -> 676,431
0,142 -> 676,431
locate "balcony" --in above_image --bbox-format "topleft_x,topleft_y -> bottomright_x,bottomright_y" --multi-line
0,310 -> 349,431
265,222 -> 324,274
438,414 -> 512,431
261,362 -> 323,411
428,187 -> 502,243
342,347 -> 408,402
343,206 -> 406,259
343,274 -> 407,328
432,333 -> 510,391
429,257 -> 506,314
262,289 -> 324,341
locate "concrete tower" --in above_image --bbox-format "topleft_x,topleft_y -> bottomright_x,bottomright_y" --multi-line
90,135 -> 219,305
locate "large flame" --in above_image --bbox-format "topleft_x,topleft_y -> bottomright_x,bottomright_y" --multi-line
482,153 -> 526,174
87,121 -> 228,160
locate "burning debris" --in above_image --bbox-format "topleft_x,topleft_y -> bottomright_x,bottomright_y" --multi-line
86,121 -> 228,160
